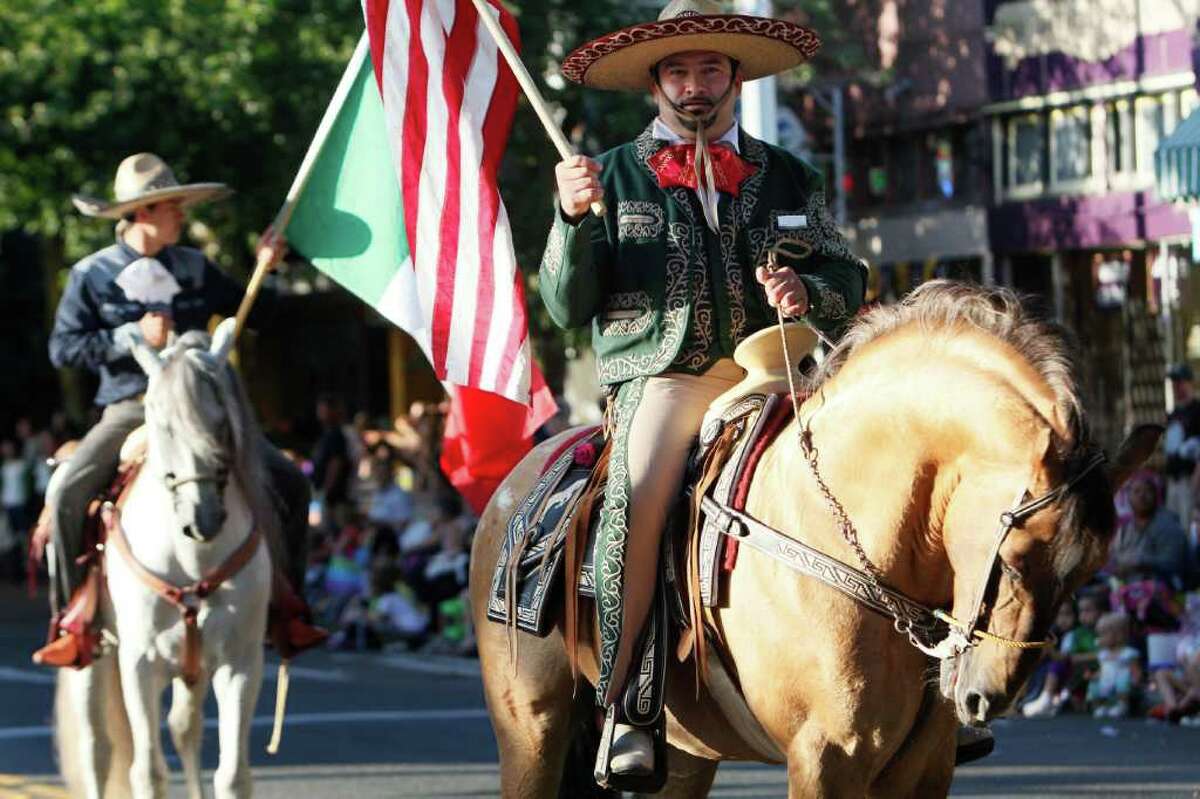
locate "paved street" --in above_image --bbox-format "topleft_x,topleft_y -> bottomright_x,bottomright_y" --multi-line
1,586 -> 1198,798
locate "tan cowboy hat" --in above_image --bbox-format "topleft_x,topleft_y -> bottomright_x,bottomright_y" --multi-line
560,0 -> 821,92
72,153 -> 232,219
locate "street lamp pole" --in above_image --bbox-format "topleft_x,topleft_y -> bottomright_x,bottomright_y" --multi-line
810,85 -> 847,226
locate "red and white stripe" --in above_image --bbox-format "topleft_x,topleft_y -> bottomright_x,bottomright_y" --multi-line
363,0 -> 530,402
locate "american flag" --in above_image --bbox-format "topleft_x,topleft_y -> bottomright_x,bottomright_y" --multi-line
362,0 -> 531,402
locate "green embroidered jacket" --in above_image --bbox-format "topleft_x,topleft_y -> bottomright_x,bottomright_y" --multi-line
539,123 -> 867,386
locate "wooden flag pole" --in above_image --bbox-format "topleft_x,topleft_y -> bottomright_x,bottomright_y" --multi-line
232,230 -> 282,340
468,0 -> 606,218
233,35 -> 374,341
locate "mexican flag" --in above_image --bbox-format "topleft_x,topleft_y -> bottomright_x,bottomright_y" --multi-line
282,30 -> 555,513
284,37 -> 418,347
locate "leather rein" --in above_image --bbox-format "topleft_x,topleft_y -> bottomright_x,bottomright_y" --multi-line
100,460 -> 262,686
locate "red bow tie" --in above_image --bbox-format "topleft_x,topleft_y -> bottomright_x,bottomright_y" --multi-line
648,142 -> 758,197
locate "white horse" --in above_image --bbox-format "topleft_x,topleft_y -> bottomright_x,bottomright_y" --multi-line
55,319 -> 280,799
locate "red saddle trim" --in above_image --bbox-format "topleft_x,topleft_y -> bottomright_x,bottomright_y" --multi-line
721,393 -> 807,571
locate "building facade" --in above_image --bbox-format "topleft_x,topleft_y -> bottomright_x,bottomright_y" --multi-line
829,0 -> 997,303
793,0 -> 1200,447
984,0 -> 1198,445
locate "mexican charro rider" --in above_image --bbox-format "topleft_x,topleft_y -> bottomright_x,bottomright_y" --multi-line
541,0 -> 866,776
34,152 -> 325,667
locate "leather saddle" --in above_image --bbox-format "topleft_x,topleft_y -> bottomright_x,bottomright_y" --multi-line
485,322 -> 816,632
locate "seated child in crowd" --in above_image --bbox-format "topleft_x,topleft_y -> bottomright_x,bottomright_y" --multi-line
329,564 -> 430,651
1152,593 -> 1200,724
1087,611 -> 1142,718
1023,594 -> 1101,717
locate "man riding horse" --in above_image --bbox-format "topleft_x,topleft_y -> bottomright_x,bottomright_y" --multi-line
541,0 -> 866,776
34,152 -> 324,667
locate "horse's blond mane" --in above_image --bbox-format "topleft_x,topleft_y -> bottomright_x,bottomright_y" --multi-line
810,279 -> 1086,449
810,279 -> 1115,577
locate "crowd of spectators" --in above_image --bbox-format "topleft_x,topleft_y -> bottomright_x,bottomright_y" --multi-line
1018,460 -> 1200,725
9,365 -> 1200,706
0,413 -> 77,586
297,395 -> 478,656
1,397 -> 477,657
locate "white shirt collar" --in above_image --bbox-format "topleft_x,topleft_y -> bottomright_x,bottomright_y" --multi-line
651,118 -> 741,152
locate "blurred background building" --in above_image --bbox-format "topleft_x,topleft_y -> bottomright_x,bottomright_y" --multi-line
781,0 -> 1200,449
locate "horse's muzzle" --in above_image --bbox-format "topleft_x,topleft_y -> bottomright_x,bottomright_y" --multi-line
184,505 -> 226,542
952,664 -> 1012,724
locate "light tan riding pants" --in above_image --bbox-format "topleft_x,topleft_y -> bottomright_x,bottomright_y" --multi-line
601,358 -> 744,706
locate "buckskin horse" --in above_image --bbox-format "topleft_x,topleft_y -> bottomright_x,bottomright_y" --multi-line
54,320 -> 278,799
470,281 -> 1158,798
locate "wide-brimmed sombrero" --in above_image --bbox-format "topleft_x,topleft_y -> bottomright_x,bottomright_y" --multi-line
560,0 -> 821,92
72,153 -> 232,219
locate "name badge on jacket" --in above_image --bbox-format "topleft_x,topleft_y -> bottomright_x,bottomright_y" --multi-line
617,201 -> 665,243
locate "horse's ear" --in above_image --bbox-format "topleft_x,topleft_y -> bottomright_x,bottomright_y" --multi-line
129,338 -> 165,380
209,318 -> 237,365
1107,424 -> 1164,490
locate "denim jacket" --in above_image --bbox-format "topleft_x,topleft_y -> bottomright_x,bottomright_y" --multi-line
49,238 -> 275,406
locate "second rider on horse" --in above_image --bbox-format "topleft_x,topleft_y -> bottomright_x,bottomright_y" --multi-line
35,152 -> 325,667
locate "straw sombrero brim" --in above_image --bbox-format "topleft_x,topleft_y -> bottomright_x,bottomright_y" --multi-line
561,14 -> 821,91
72,183 -> 232,219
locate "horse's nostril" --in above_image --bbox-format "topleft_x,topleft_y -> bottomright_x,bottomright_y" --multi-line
965,690 -> 990,721
182,524 -> 196,540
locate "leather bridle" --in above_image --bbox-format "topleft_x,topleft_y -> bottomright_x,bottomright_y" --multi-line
931,451 -> 1108,654
165,469 -> 227,492
763,233 -> 1108,657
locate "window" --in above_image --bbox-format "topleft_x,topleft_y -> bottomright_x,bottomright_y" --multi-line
1008,114 -> 1045,190
1106,100 -> 1134,175
1051,106 -> 1091,183
1136,95 -> 1166,173
931,135 -> 955,199
1094,256 -> 1130,309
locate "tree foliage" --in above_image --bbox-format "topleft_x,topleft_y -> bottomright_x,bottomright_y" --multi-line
0,0 -> 363,275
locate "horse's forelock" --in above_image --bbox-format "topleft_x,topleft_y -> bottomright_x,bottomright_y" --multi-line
151,348 -> 226,461
1051,452 -> 1118,584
